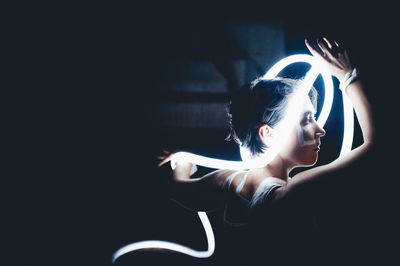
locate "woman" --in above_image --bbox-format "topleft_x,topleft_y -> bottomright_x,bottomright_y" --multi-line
158,37 -> 374,265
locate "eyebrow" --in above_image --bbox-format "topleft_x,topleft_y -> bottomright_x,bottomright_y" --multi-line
303,110 -> 315,116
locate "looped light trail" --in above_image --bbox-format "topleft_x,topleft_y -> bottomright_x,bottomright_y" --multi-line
111,54 -> 355,263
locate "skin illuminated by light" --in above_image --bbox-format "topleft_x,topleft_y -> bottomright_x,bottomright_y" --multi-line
111,54 -> 355,263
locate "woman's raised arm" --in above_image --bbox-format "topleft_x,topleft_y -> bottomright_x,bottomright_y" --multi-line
274,38 -> 375,203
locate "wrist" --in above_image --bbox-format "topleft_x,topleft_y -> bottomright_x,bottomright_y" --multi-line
336,73 -> 346,81
339,68 -> 359,93
173,161 -> 198,179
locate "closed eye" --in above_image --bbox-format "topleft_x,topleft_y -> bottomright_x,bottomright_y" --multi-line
301,112 -> 316,125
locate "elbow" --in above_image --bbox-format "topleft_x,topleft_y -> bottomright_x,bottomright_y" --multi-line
363,122 -> 376,147
363,139 -> 374,151
363,132 -> 375,152
352,138 -> 376,169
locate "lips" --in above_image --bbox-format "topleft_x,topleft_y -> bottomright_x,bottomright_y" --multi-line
314,140 -> 321,151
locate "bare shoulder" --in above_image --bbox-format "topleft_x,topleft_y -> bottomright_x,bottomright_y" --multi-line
247,170 -> 287,192
248,176 -> 290,206
210,169 -> 241,186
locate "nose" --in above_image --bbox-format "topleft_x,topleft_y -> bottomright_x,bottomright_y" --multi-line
315,123 -> 326,137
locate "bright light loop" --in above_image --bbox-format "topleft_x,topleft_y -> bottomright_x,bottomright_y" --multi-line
111,54 -> 355,263
171,54 -> 337,169
263,54 -> 334,129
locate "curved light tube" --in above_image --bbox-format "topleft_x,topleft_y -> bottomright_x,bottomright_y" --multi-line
263,54 -> 334,129
340,92 -> 354,156
111,212 -> 214,263
111,54 -> 355,263
171,54 -> 335,169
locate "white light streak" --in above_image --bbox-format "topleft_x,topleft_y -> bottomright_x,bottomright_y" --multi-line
340,92 -> 354,156
111,54 -> 355,263
111,212 -> 214,263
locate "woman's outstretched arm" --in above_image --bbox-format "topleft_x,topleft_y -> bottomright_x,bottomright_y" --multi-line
158,151 -> 227,212
274,37 -> 375,203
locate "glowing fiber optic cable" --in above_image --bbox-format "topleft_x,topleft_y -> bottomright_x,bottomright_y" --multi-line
170,54 -> 336,169
111,212 -> 214,263
111,54 -> 355,263
263,54 -> 334,129
263,54 -> 353,156
340,92 -> 354,156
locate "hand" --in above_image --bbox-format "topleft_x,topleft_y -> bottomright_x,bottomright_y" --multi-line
157,149 -> 194,181
157,149 -> 175,167
157,149 -> 191,167
305,37 -> 352,81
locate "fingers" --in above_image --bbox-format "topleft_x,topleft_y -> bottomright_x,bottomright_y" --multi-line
157,156 -> 171,167
317,38 -> 331,55
305,38 -> 324,59
333,39 -> 348,59
333,39 -> 340,48
157,154 -> 172,167
306,37 -> 352,79
322,37 -> 333,49
318,37 -> 343,62
157,149 -> 172,167
306,37 -> 344,60
322,37 -> 346,58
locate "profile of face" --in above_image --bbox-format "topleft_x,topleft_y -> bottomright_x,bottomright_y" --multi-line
276,97 -> 326,167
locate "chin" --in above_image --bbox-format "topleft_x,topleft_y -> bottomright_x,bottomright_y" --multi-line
300,154 -> 318,166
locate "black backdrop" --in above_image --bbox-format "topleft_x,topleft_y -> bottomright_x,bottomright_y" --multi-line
7,2 -> 398,266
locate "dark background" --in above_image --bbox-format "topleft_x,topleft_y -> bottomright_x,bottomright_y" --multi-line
7,2 -> 398,266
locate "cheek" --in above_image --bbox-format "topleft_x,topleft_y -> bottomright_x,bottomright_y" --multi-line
279,124 -> 317,162
279,126 -> 300,155
281,125 -> 317,163
298,124 -> 316,146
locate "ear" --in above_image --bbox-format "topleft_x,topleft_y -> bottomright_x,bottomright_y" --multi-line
259,124 -> 274,147
258,124 -> 273,139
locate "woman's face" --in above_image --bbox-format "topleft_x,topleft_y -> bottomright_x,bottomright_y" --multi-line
278,98 -> 326,167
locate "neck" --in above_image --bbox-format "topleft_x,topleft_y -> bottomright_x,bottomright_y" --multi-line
257,155 -> 295,181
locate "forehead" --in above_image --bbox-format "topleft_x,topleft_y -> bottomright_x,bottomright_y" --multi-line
301,97 -> 316,114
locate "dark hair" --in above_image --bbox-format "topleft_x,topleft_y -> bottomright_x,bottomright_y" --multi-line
226,77 -> 318,157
